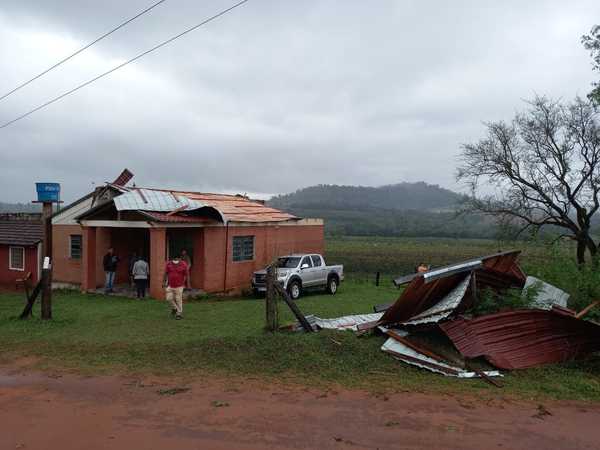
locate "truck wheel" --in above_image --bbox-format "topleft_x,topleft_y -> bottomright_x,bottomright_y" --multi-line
288,281 -> 301,300
327,277 -> 338,295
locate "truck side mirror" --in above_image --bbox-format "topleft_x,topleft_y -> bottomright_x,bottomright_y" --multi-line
301,263 -> 310,269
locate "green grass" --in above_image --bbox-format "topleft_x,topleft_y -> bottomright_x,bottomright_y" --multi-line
325,235 -> 565,281
2,277 -> 600,401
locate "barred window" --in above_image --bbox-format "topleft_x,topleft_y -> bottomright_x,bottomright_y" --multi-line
9,246 -> 25,271
70,235 -> 82,259
232,236 -> 254,262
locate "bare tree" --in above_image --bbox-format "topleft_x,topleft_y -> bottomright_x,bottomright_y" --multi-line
457,96 -> 600,266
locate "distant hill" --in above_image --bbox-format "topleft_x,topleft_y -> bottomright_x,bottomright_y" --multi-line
0,202 -> 40,213
269,182 -> 465,212
268,183 -> 505,239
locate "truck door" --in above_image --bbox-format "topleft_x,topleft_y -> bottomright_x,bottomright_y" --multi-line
311,255 -> 327,286
299,255 -> 316,286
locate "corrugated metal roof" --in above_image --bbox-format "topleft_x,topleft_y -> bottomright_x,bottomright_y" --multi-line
402,274 -> 471,326
114,187 -> 298,223
313,313 -> 384,331
440,308 -> 600,369
381,251 -> 525,325
0,220 -> 44,246
381,335 -> 502,378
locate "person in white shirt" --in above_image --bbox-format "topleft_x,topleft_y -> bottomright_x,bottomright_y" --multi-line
131,256 -> 150,299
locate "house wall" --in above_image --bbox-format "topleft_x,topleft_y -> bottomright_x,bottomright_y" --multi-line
52,224 -> 83,285
202,223 -> 324,294
0,244 -> 39,286
53,219 -> 324,295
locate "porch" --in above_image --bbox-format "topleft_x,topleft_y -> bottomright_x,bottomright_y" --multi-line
80,225 -> 205,299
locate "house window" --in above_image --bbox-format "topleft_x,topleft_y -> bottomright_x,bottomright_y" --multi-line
70,235 -> 82,259
9,246 -> 25,271
232,236 -> 254,262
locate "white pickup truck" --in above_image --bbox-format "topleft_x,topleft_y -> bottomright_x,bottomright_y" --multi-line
252,254 -> 344,300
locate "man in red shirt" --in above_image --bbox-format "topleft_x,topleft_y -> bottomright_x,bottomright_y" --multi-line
163,256 -> 189,319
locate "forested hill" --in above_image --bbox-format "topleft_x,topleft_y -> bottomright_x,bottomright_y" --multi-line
268,183 -> 502,239
269,182 -> 464,211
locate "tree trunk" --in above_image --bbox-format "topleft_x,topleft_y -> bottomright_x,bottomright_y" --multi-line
586,237 -> 599,269
577,240 -> 586,266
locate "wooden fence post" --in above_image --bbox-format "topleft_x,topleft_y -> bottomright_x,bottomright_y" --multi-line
375,271 -> 381,287
265,263 -> 278,331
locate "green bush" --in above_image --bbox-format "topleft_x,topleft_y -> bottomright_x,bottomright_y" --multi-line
523,245 -> 600,319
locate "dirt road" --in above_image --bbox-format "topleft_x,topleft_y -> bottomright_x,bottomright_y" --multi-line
1,366 -> 599,450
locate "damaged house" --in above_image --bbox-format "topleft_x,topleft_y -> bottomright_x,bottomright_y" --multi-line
51,170 -> 324,298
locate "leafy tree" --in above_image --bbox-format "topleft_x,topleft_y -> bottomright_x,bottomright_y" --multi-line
582,25 -> 600,104
457,96 -> 600,266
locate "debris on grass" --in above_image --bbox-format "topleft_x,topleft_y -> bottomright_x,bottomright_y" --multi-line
290,250 -> 600,383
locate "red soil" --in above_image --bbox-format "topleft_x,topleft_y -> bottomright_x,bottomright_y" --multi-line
1,364 -> 599,450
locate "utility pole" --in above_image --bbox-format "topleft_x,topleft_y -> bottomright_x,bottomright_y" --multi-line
33,182 -> 62,320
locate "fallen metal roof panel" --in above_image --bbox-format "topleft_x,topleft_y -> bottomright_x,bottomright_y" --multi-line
440,308 -> 600,369
381,336 -> 502,378
381,251 -> 525,325
313,313 -> 384,331
402,274 -> 471,326
524,276 -> 569,310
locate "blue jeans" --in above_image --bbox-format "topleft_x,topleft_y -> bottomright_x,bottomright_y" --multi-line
105,271 -> 115,291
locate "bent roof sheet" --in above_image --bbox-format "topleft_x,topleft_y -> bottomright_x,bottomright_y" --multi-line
113,187 -> 298,223
440,308 -> 600,369
381,251 -> 526,325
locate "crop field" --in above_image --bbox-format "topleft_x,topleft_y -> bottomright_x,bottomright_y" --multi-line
324,235 -> 569,281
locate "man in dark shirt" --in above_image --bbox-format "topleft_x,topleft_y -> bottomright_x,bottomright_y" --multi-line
103,248 -> 119,293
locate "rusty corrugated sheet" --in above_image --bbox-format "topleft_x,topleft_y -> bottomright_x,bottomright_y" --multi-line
380,251 -> 525,325
440,308 -> 600,369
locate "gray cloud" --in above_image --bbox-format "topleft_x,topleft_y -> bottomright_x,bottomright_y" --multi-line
0,0 -> 598,203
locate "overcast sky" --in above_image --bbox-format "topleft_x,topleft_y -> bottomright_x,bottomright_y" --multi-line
0,0 -> 598,203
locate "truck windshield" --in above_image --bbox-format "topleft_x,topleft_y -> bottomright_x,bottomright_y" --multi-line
277,257 -> 301,268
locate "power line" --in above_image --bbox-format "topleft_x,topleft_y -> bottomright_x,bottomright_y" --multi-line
0,0 -> 169,103
0,0 -> 250,130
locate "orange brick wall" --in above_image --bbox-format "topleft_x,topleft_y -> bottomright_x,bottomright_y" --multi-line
53,222 -> 324,295
201,224 -> 324,294
52,224 -> 83,285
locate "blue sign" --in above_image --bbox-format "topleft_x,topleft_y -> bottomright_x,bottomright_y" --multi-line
36,182 -> 61,202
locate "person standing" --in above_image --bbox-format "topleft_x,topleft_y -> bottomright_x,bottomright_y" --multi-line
128,251 -> 138,287
180,249 -> 192,289
132,256 -> 149,299
163,255 -> 188,319
103,248 -> 119,293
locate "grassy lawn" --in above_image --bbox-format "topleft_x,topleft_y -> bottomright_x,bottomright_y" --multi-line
2,278 -> 600,401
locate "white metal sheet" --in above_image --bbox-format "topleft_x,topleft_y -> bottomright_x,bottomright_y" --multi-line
403,274 -> 471,325
524,276 -> 569,310
381,337 -> 502,378
114,189 -> 206,212
313,313 -> 384,331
